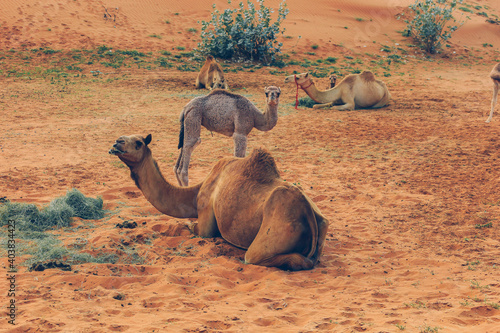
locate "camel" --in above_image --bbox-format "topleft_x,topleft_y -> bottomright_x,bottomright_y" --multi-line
174,86 -> 281,187
195,55 -> 228,90
109,134 -> 328,271
329,74 -> 337,89
284,71 -> 391,111
486,63 -> 500,123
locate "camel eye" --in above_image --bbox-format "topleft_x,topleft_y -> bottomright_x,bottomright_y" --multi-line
276,92 -> 280,97
265,92 -> 269,97
135,141 -> 143,150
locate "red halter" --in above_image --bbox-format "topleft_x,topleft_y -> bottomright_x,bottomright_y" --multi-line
294,75 -> 313,109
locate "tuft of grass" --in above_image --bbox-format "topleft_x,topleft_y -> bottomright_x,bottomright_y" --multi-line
294,97 -> 318,108
0,189 -> 105,232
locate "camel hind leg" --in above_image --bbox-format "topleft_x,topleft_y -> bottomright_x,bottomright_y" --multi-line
174,111 -> 202,186
487,80 -> 500,123
244,186 -> 320,271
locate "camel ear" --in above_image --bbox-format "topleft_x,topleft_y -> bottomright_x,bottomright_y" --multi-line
304,73 -> 309,78
144,134 -> 152,146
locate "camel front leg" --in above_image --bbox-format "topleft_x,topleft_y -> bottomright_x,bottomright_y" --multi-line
193,201 -> 219,238
487,81 -> 499,123
233,133 -> 248,157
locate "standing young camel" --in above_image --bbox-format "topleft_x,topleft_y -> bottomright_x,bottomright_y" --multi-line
486,63 -> 500,123
284,71 -> 390,110
175,86 -> 281,186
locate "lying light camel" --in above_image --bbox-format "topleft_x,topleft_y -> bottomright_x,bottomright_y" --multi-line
175,87 -> 281,186
284,71 -> 391,110
195,55 -> 228,90
486,63 -> 500,123
109,134 -> 328,271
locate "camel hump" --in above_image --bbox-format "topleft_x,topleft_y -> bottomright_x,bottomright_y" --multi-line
208,89 -> 241,99
241,148 -> 280,183
360,70 -> 376,82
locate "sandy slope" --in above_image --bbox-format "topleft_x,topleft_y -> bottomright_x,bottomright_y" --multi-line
1,0 -> 500,332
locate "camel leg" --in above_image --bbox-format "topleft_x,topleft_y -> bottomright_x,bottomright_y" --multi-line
174,149 -> 184,186
244,186 -> 319,271
486,80 -> 500,123
233,133 -> 248,157
175,114 -> 202,186
313,102 -> 335,109
176,138 -> 200,186
195,75 -> 203,89
193,202 -> 220,238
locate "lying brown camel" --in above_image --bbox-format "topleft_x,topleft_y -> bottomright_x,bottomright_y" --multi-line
284,71 -> 391,110
109,134 -> 328,271
486,63 -> 500,123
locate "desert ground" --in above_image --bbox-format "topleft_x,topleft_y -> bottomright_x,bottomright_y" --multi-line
1,0 -> 500,332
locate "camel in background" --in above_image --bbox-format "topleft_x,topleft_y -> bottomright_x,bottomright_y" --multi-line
284,71 -> 391,111
486,63 -> 500,123
195,55 -> 228,90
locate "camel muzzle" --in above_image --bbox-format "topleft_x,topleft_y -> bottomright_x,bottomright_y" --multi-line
109,144 -> 126,155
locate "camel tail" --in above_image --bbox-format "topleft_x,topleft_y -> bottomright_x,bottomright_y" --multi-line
178,112 -> 184,149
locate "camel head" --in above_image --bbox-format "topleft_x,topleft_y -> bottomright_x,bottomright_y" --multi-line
329,74 -> 337,88
283,73 -> 312,88
109,134 -> 152,166
264,86 -> 281,106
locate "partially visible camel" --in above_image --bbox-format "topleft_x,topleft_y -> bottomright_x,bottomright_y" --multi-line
109,134 -> 328,271
329,74 -> 337,89
486,63 -> 500,123
175,86 -> 281,186
195,55 -> 228,90
284,71 -> 391,110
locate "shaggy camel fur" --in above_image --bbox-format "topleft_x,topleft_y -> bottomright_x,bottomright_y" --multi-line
195,55 -> 228,90
284,71 -> 391,110
109,134 -> 328,271
486,63 -> 500,123
175,86 -> 281,186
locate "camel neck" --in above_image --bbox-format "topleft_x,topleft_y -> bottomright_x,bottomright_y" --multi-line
129,152 -> 200,218
301,80 -> 337,104
255,103 -> 278,131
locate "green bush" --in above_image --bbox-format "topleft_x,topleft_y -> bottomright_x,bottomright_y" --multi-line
401,0 -> 466,54
197,0 -> 288,64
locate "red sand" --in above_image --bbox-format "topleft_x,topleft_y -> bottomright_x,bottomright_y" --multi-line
1,0 -> 500,332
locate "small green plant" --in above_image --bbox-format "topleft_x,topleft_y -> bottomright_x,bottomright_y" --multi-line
294,97 -> 317,108
311,44 -> 319,50
420,325 -> 441,333
395,323 -> 406,331
400,0 -> 467,54
475,221 -> 492,229
197,0 -> 289,64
